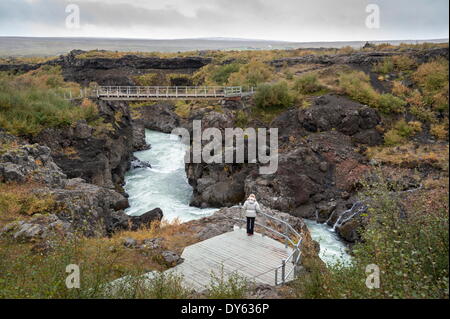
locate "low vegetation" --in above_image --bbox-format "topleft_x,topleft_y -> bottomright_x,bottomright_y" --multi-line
412,57 -> 449,112
0,66 -> 98,136
254,81 -> 293,110
227,60 -> 274,88
383,120 -> 423,146
0,182 -> 56,227
372,55 -> 417,74
211,63 -> 241,85
338,71 -> 407,114
366,143 -> 449,171
205,267 -> 250,299
292,174 -> 449,299
292,73 -> 324,94
0,235 -> 186,298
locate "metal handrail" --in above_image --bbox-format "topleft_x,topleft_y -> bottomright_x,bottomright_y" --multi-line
60,86 -> 254,100
235,204 -> 303,286
95,86 -> 251,99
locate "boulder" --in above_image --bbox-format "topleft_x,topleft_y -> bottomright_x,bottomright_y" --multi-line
142,238 -> 164,250
316,201 -> 337,223
245,284 -> 283,299
0,214 -> 72,242
297,94 -> 382,144
0,133 -> 134,238
161,250 -> 184,266
293,204 -> 316,219
132,123 -> 150,151
123,237 -> 138,248
134,102 -> 180,133
129,208 -> 163,230
0,143 -> 66,187
130,157 -> 152,170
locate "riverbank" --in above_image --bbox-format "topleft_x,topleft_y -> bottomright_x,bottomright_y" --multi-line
124,129 -> 351,265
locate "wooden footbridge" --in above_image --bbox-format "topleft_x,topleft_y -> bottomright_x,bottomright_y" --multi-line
95,86 -> 254,101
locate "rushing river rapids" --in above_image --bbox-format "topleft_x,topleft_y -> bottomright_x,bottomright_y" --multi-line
124,129 -> 350,265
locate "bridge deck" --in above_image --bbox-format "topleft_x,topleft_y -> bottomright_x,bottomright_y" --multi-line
95,86 -> 253,101
166,226 -> 295,291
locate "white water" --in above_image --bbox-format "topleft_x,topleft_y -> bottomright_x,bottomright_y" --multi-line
124,130 -> 217,222
304,220 -> 352,266
124,129 -> 350,265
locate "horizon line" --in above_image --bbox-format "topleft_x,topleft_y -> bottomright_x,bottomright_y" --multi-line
0,35 -> 448,44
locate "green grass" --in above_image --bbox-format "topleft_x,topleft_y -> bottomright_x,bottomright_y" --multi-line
254,81 -> 293,110
0,236 -> 192,298
211,63 -> 241,85
413,58 -> 449,112
205,266 -> 250,299
293,73 -> 324,94
338,71 -> 406,114
0,68 -> 98,136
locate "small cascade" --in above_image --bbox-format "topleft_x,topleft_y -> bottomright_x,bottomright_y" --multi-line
325,209 -> 336,225
332,201 -> 367,231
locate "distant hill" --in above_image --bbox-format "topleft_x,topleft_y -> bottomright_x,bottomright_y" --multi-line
0,36 -> 448,57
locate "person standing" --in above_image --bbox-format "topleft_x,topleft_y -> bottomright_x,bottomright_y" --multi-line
242,194 -> 261,236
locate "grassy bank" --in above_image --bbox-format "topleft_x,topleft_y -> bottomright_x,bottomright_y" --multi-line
0,66 -> 98,136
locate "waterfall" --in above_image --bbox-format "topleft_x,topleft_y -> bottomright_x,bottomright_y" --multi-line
332,201 -> 367,231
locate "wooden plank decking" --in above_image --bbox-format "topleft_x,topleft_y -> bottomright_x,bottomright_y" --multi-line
166,226 -> 295,291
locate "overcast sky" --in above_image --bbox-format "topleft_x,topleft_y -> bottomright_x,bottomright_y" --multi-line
0,0 -> 448,42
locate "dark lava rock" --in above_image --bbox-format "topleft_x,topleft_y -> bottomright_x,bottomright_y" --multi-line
292,204 -> 316,219
134,102 -> 181,133
270,48 -> 448,68
297,94 -> 382,144
0,143 -> 66,186
132,123 -> 150,151
57,50 -> 212,86
129,208 -> 164,230
130,157 -> 152,170
32,100 -> 134,189
113,198 -> 130,211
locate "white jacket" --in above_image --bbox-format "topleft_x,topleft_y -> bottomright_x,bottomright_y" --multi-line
242,198 -> 261,218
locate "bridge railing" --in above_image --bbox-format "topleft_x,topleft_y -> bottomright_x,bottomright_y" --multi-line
95,86 -> 247,99
234,207 -> 303,286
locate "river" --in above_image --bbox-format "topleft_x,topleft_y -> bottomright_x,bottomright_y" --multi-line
124,129 -> 350,265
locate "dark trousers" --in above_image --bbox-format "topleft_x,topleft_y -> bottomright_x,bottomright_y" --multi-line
246,217 -> 255,234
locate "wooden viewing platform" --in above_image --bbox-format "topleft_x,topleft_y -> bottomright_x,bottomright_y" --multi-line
165,226 -> 297,291
95,86 -> 254,101
109,211 -> 302,293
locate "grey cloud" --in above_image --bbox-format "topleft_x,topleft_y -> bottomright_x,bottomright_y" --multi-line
0,0 -> 448,41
